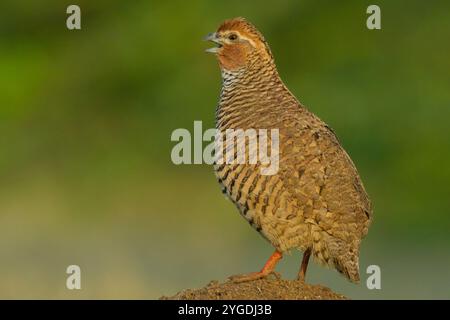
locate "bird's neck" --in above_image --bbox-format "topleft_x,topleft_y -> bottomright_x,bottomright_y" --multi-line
216,57 -> 293,129
220,56 -> 280,90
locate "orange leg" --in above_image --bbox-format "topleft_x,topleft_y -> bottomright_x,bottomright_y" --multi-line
229,250 -> 283,283
297,247 -> 312,282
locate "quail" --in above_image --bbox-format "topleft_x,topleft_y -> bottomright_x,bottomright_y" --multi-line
205,17 -> 372,283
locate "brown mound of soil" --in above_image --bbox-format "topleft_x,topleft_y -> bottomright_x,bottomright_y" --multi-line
161,278 -> 347,300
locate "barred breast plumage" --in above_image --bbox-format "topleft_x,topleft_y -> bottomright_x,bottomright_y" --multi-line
206,17 -> 372,283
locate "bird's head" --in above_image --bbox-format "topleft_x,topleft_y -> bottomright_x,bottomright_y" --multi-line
204,17 -> 273,71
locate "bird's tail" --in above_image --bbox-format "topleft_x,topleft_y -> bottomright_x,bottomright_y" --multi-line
332,248 -> 361,283
312,228 -> 361,283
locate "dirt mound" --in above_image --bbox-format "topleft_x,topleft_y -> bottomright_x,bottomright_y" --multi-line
161,278 -> 347,300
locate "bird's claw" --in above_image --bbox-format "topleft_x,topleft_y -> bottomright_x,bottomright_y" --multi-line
268,271 -> 281,280
228,271 -> 281,283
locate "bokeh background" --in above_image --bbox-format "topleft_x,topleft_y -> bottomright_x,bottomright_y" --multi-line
0,0 -> 449,299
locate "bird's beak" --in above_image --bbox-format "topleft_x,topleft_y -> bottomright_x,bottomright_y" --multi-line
204,32 -> 222,53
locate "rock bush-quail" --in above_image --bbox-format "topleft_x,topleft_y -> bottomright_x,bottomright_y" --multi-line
205,17 -> 372,283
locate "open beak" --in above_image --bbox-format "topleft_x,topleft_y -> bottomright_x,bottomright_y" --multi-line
204,32 -> 222,53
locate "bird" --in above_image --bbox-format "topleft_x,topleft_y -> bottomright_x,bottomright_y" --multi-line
204,17 -> 372,283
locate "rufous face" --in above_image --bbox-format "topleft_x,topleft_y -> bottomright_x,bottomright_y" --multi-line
205,19 -> 269,71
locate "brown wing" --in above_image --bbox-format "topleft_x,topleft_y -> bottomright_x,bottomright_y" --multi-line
276,106 -> 372,243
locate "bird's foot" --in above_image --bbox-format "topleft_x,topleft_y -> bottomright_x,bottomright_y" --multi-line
228,271 -> 281,283
229,250 -> 283,283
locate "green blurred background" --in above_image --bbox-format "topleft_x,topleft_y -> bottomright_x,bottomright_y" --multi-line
0,0 -> 449,299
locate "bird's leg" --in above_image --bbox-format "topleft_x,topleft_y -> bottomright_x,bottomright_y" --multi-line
229,250 -> 283,283
297,247 -> 312,282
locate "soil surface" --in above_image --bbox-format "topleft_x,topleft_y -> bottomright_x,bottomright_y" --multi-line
161,278 -> 347,300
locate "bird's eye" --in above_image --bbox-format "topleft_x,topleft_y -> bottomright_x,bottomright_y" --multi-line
228,34 -> 238,41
